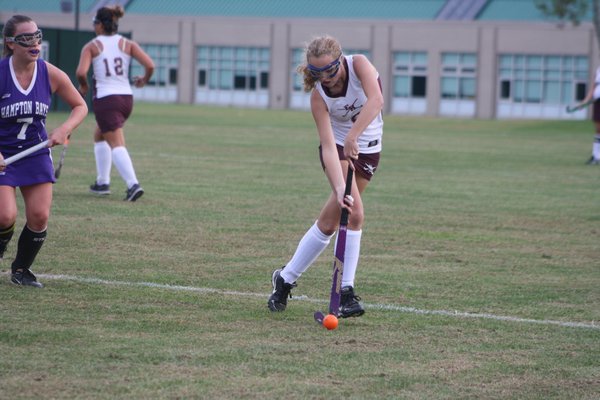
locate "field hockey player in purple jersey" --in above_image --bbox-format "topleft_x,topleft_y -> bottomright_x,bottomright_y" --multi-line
0,15 -> 88,287
268,35 -> 384,318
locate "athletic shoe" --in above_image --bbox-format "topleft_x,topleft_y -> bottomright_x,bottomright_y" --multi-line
11,268 -> 43,288
90,182 -> 111,195
267,268 -> 297,312
585,156 -> 599,165
339,286 -> 365,318
124,183 -> 144,202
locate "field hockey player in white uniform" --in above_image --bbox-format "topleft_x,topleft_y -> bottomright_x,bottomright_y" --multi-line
76,5 -> 154,201
577,66 -> 600,165
268,35 -> 384,318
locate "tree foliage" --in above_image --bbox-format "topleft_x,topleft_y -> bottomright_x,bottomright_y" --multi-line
534,0 -> 589,25
535,0 -> 600,52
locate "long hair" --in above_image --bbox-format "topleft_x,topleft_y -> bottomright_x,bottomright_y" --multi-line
296,35 -> 343,92
95,5 -> 125,35
2,15 -> 33,57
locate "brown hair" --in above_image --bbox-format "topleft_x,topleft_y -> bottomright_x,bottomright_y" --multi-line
296,35 -> 343,92
95,5 -> 125,35
2,15 -> 33,57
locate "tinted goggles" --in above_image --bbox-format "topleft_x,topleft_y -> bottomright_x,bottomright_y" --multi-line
6,30 -> 43,48
307,58 -> 341,79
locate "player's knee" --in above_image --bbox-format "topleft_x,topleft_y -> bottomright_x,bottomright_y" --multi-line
0,217 -> 17,230
26,211 -> 49,230
319,224 -> 337,236
348,211 -> 364,230
0,211 -> 17,228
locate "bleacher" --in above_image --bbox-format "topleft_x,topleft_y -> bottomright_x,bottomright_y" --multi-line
436,0 -> 488,20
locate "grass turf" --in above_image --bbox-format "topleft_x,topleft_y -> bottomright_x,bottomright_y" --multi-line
1,103 -> 598,399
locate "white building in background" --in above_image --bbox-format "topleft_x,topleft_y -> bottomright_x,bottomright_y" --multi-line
2,0 -> 596,120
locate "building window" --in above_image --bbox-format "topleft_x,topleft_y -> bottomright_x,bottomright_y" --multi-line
130,44 -> 178,87
498,54 -> 588,104
197,46 -> 270,91
291,48 -> 305,92
392,51 -> 427,98
41,41 -> 49,60
441,52 -> 477,99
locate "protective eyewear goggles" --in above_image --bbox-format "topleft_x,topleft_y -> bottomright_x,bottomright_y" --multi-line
6,29 -> 43,48
307,58 -> 341,79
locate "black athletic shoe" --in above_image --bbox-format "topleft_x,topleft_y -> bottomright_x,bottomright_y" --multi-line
585,156 -> 599,165
90,182 -> 111,195
339,286 -> 365,318
124,183 -> 144,202
267,268 -> 297,312
11,268 -> 43,288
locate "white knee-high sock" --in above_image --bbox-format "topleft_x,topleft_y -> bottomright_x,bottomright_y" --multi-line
281,222 -> 333,283
340,229 -> 362,288
112,146 -> 138,188
94,141 -> 112,185
593,134 -> 600,159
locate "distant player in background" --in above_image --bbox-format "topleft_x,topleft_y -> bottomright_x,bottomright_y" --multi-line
268,35 -> 384,318
76,5 -> 154,201
0,15 -> 88,287
576,65 -> 600,165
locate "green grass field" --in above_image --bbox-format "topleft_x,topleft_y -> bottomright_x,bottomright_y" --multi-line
1,103 -> 599,399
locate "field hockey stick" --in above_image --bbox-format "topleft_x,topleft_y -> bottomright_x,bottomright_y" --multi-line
314,167 -> 354,326
1,140 -> 49,167
566,99 -> 593,113
54,135 -> 70,179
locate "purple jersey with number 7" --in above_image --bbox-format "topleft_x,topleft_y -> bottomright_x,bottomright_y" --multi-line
0,57 -> 55,187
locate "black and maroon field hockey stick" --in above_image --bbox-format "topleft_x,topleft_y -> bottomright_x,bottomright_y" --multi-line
54,135 -> 70,179
314,167 -> 354,326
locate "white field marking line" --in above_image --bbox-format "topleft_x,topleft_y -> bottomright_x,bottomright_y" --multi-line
27,274 -> 600,331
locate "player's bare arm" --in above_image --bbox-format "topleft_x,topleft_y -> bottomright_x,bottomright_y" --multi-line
47,62 -> 88,146
75,43 -> 93,95
343,55 -> 384,160
311,89 -> 351,211
130,41 -> 154,87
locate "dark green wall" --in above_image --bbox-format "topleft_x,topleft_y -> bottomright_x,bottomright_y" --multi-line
41,26 -> 96,111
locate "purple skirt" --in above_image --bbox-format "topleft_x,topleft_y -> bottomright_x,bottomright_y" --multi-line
0,148 -> 55,187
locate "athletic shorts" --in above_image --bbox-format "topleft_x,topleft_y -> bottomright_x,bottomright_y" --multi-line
0,148 -> 55,187
93,94 -> 133,133
319,144 -> 380,181
593,100 -> 600,122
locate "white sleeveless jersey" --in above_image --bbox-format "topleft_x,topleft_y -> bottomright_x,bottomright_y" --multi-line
92,34 -> 132,99
316,55 -> 383,154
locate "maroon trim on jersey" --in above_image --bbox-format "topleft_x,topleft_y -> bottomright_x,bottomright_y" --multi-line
318,144 -> 380,182
593,99 -> 600,122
